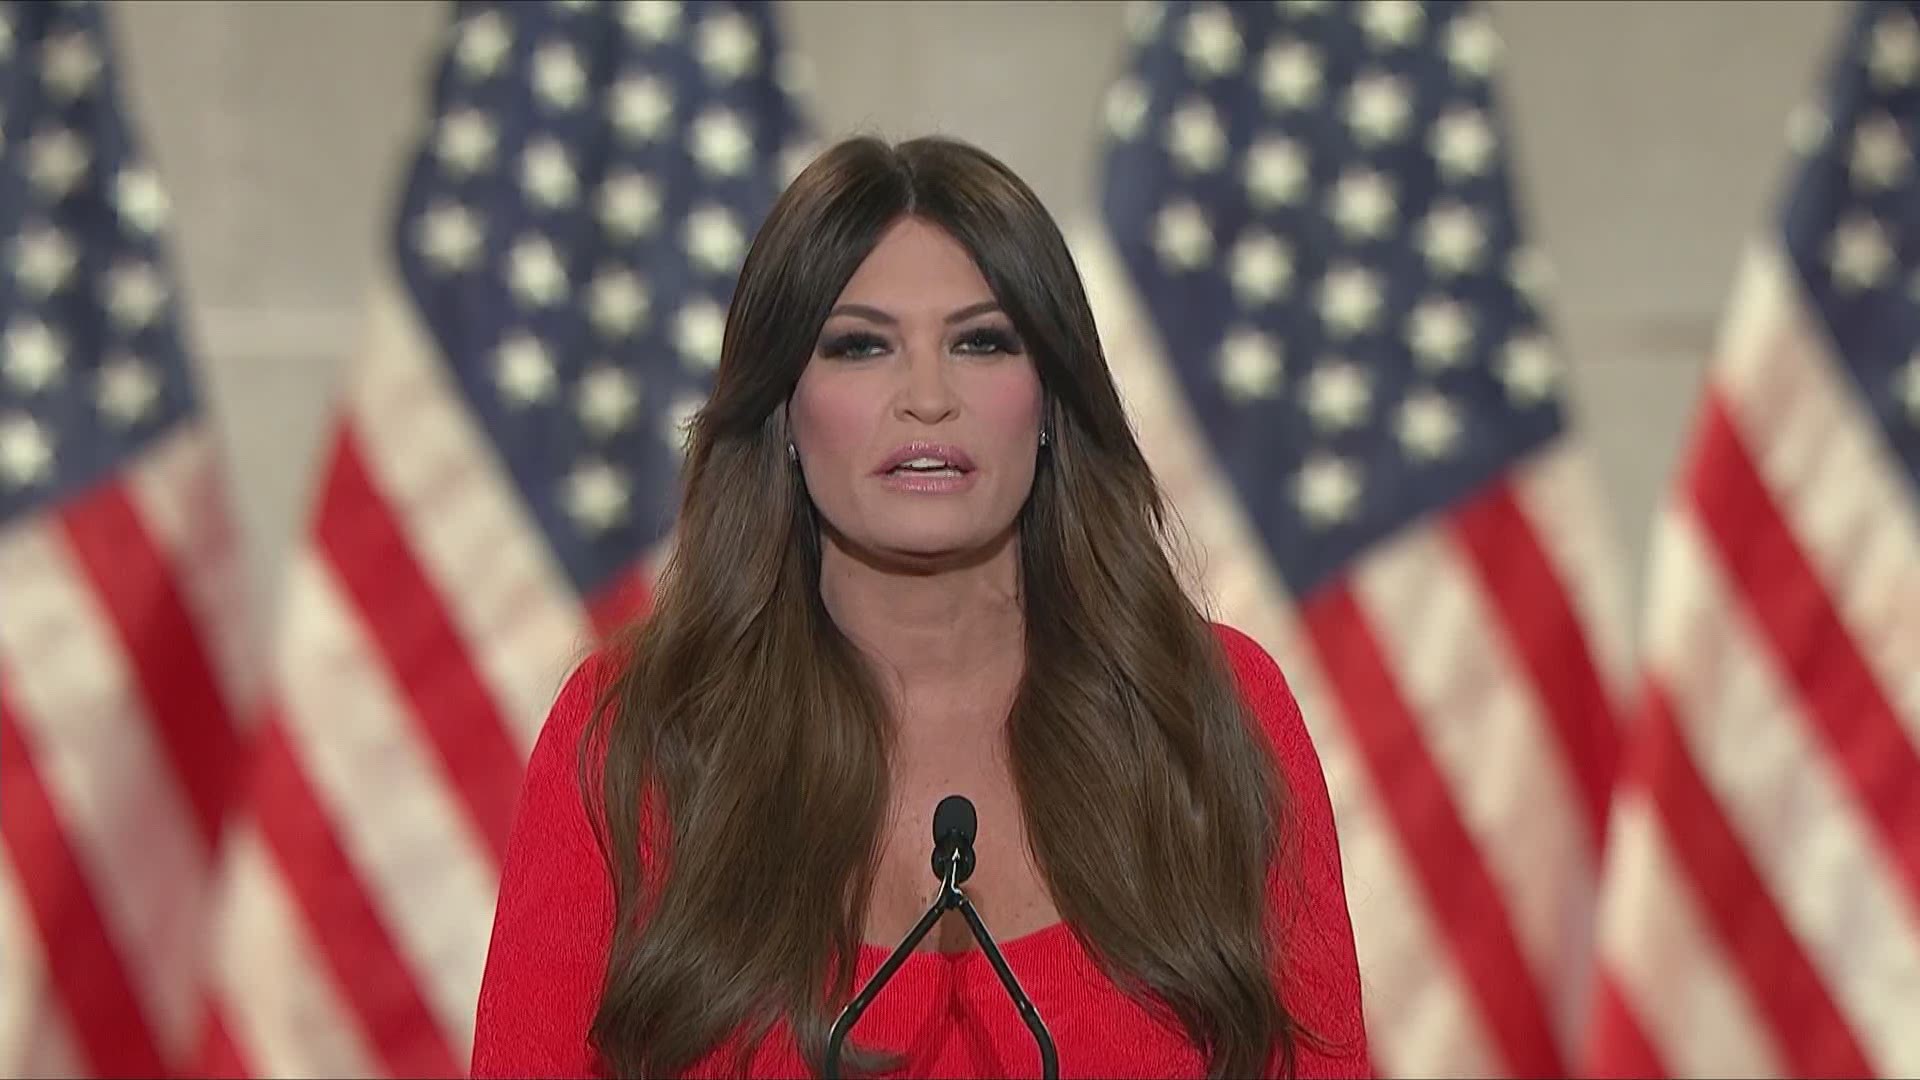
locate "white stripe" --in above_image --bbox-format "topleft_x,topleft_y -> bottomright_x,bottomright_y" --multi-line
1592,791 -> 1782,1078
1353,529 -> 1596,1016
0,524 -> 210,1054
0,858 -> 64,1076
210,826 -> 379,1079
1649,510 -> 1920,1073
1714,246 -> 1920,731
125,423 -> 263,716
347,275 -> 595,755
1511,443 -> 1637,707
1069,220 -> 1500,1077
274,550 -> 501,1053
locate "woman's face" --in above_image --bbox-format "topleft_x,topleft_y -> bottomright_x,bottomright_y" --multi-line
789,216 -> 1045,566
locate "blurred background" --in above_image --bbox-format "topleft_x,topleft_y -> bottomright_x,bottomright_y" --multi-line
6,2 -> 1915,1079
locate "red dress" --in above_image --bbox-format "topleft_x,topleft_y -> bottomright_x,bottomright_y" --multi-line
471,624 -> 1372,1078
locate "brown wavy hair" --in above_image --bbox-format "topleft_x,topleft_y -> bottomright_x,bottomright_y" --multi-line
581,135 -> 1310,1079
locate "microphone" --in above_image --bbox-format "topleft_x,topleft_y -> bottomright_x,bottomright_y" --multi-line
824,794 -> 1058,1080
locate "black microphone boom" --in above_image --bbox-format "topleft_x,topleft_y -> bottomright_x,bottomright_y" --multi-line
824,794 -> 1059,1079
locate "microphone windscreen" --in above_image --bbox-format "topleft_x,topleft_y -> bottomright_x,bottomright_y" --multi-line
933,794 -> 977,847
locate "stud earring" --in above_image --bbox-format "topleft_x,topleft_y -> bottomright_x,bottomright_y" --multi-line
1038,428 -> 1050,447
787,441 -> 798,462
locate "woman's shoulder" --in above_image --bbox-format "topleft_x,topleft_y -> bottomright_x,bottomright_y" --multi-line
1204,622 -> 1326,782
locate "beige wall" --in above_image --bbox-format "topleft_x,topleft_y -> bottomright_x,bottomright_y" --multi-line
108,0 -> 1849,631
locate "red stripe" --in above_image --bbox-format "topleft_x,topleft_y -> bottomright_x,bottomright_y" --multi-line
313,429 -> 524,859
0,689 -> 168,1078
191,1004 -> 252,1080
58,483 -> 241,848
236,715 -> 461,1077
587,559 -> 655,640
1580,972 -> 1667,1079
1636,684 -> 1871,1075
1451,482 -> 1619,848
1301,584 -> 1565,1076
1689,392 -> 1920,911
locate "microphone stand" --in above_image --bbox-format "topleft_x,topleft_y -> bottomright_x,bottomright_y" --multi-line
824,852 -> 1059,1079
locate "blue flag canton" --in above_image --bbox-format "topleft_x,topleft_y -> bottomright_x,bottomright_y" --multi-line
394,0 -> 809,599
1781,0 -> 1920,497
1100,0 -> 1567,597
0,0 -> 202,527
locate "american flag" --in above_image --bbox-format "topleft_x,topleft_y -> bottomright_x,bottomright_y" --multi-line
0,0 -> 258,1075
1582,2 -> 1920,1075
189,1 -> 809,1075
1074,1 -> 1633,1075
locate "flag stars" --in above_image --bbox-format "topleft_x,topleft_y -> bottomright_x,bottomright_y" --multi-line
29,129 -> 89,199
685,205 -> 745,274
1896,355 -> 1920,425
563,461 -> 631,533
521,139 -> 579,208
613,74 -> 675,142
1446,10 -> 1500,78
1230,231 -> 1292,306
599,171 -> 663,238
0,414 -> 53,490
1318,266 -> 1383,336
696,11 -> 759,82
1259,40 -> 1322,111
623,0 -> 683,43
1850,114 -> 1909,191
1361,0 -> 1424,48
495,333 -> 557,405
1432,107 -> 1496,180
1346,73 -> 1412,145
1181,5 -> 1244,78
1331,169 -> 1397,239
1167,99 -> 1228,173
1498,334 -> 1558,404
5,319 -> 66,392
1105,78 -> 1151,140
416,202 -> 484,273
40,31 -> 101,100
12,225 -> 76,297
1396,391 -> 1463,461
1154,201 -> 1213,270
106,261 -> 168,328
1305,361 -> 1372,431
690,108 -> 754,176
1408,298 -> 1475,369
588,269 -> 650,338
436,108 -> 498,176
1295,454 -> 1362,527
1217,328 -> 1284,401
508,235 -> 569,307
1246,136 -> 1309,208
96,355 -> 159,426
454,10 -> 513,79
675,300 -> 726,369
1419,203 -> 1487,275
1828,215 -> 1893,292
115,168 -> 170,235
1870,10 -> 1920,89
577,366 -> 641,436
532,41 -> 587,110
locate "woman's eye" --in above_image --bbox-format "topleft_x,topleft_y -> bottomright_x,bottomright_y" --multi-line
819,332 -> 889,359
953,327 -> 1024,356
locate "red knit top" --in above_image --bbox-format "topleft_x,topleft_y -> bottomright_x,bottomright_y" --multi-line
470,623 -> 1372,1078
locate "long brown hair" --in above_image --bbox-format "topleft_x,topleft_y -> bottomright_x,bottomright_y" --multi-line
582,135 -> 1309,1079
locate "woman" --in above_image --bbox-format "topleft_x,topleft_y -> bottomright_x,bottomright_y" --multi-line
470,135 -> 1370,1080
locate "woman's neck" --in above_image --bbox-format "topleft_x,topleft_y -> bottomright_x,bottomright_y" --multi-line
817,527 -> 1026,717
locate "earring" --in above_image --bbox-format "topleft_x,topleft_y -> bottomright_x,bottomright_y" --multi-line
787,441 -> 798,462
1038,428 -> 1050,447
